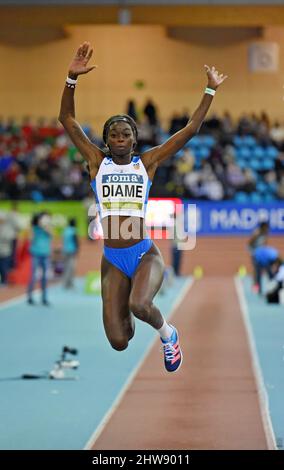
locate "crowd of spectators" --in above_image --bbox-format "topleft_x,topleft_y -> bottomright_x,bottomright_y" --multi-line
148,107 -> 284,201
0,117 -> 91,201
1,101 -> 284,202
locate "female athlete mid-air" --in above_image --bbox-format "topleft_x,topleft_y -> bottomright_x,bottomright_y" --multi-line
59,42 -> 227,372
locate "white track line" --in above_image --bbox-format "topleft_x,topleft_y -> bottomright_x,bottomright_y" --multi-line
0,281 -> 62,310
0,285 -> 52,310
234,277 -> 277,450
0,293 -> 31,309
84,277 -> 194,450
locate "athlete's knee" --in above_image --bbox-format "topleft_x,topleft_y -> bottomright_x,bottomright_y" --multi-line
108,336 -> 129,351
129,299 -> 152,321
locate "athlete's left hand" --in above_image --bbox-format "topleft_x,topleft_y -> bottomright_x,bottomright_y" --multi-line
204,65 -> 228,89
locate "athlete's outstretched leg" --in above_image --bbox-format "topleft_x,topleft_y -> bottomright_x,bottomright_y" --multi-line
129,243 -> 183,372
129,243 -> 165,329
101,256 -> 134,351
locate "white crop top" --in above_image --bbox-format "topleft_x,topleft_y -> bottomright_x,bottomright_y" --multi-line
90,156 -> 151,219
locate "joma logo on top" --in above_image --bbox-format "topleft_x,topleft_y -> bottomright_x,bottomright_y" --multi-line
102,174 -> 143,184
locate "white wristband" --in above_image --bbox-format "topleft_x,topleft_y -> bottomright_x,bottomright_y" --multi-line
66,76 -> 77,85
205,87 -> 216,96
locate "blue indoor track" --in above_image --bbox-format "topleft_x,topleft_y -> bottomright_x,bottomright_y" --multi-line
242,277 -> 284,450
0,277 -> 190,450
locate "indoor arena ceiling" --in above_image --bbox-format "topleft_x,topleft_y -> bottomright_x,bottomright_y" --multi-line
0,2 -> 284,46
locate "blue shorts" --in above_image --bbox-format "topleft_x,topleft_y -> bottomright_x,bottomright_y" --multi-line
103,238 -> 153,278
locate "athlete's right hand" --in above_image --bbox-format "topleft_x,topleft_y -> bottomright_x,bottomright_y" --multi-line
68,42 -> 97,78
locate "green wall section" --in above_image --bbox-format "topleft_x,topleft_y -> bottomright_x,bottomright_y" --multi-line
0,201 -> 89,237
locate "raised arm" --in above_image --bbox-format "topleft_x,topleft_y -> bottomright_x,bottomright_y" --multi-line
142,65 -> 227,172
59,42 -> 103,169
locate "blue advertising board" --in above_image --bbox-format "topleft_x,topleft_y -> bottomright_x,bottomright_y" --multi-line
183,201 -> 284,236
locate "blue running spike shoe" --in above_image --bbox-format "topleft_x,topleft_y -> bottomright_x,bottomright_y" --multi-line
161,324 -> 183,372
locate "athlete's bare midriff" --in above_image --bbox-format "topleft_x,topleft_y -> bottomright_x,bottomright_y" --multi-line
102,215 -> 148,248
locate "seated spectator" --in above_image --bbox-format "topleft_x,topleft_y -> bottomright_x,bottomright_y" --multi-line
226,162 -> 245,191
176,150 -> 195,176
275,152 -> 284,181
184,171 -> 202,198
208,144 -> 225,168
277,176 -> 284,199
264,169 -> 277,187
202,174 -> 224,200
270,121 -> 284,147
242,168 -> 256,193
